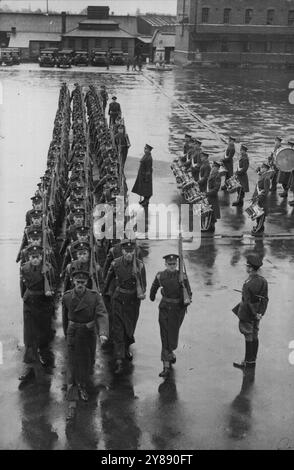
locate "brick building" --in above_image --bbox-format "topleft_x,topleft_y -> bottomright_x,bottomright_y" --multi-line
175,0 -> 294,67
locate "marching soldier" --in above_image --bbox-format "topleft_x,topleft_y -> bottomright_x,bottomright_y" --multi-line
114,124 -> 131,168
232,144 -> 249,207
205,161 -> 221,232
100,84 -> 109,112
232,253 -> 268,370
251,163 -> 271,236
132,144 -> 153,207
18,246 -> 56,389
62,271 -> 109,416
221,136 -> 236,190
108,96 -> 121,126
150,254 -> 192,378
103,239 -> 146,374
198,152 -> 211,193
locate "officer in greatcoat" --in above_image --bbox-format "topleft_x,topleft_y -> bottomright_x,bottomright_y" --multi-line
150,254 -> 192,378
62,271 -> 109,409
232,144 -> 250,207
103,239 -> 146,374
232,254 -> 268,370
132,144 -> 153,207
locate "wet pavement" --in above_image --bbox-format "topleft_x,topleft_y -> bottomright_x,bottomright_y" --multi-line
1,64 -> 294,450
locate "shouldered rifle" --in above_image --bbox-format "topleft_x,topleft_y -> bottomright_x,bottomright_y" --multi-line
42,189 -> 54,296
179,231 -> 192,307
133,254 -> 145,300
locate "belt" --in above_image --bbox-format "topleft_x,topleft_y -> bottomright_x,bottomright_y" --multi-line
26,289 -> 44,296
118,288 -> 137,294
162,297 -> 181,304
69,320 -> 95,329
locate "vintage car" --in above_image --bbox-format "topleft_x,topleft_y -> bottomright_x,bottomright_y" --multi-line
38,49 -> 57,67
90,50 -> 107,66
110,49 -> 125,65
56,49 -> 74,68
72,51 -> 89,66
0,48 -> 14,66
9,48 -> 21,65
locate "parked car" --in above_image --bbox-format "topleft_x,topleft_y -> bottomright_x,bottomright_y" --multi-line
56,49 -> 74,68
0,48 -> 14,66
72,51 -> 89,66
38,49 -> 57,67
111,49 -> 125,65
90,49 -> 107,66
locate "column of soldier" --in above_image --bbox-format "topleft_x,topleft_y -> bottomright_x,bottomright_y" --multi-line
17,82 -> 71,387
172,134 -> 294,236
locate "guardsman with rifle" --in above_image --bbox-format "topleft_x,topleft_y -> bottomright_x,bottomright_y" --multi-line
221,136 -> 236,190
205,161 -> 221,233
232,144 -> 250,207
103,239 -> 146,375
62,270 -> 109,420
18,245 -> 56,389
25,194 -> 43,225
114,124 -> 131,169
232,253 -> 268,370
150,241 -> 192,378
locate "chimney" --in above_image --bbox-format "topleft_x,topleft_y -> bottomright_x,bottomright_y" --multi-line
11,27 -> 16,35
61,11 -> 66,34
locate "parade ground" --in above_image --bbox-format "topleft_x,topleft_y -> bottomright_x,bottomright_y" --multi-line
1,64 -> 294,450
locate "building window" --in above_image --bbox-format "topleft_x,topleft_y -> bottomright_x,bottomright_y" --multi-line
243,42 -> 251,52
245,9 -> 253,24
288,11 -> 294,25
266,9 -> 274,25
221,39 -> 229,52
68,39 -> 75,49
121,40 -> 128,53
223,8 -> 231,24
95,38 -> 101,48
265,42 -> 272,53
201,8 -> 209,23
81,38 -> 88,50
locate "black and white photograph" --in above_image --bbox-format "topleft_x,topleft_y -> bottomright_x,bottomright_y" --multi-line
0,0 -> 294,453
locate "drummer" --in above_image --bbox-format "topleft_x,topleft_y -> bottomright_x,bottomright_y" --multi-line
251,163 -> 271,236
221,136 -> 236,190
278,138 -> 294,198
205,161 -> 221,233
232,144 -> 249,207
287,139 -> 294,206
268,136 -> 282,192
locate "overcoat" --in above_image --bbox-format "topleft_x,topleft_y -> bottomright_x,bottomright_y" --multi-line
131,152 -> 153,198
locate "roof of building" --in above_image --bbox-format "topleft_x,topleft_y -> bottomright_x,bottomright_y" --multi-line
152,30 -> 176,48
140,15 -> 177,27
137,36 -> 153,44
63,28 -> 135,39
79,19 -> 119,25
8,32 -> 61,47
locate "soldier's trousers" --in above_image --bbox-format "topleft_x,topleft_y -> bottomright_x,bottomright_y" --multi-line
112,294 -> 140,360
159,303 -> 185,362
239,319 -> 260,342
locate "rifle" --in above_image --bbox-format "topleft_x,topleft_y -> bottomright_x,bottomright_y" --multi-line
133,253 -> 145,300
178,231 -> 192,307
42,188 -> 54,296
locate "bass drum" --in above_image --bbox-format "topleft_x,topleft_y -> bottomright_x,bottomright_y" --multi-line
276,147 -> 294,172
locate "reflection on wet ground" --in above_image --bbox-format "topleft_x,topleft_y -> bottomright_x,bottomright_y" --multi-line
1,66 -> 294,449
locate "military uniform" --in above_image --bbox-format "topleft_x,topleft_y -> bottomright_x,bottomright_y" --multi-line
108,97 -> 121,126
62,286 -> 109,400
198,155 -> 211,193
103,251 -> 146,364
20,254 -> 55,371
150,254 -> 192,377
222,138 -> 235,188
251,167 -> 270,235
206,163 -> 221,228
131,144 -> 153,205
233,145 -> 249,206
232,254 -> 268,369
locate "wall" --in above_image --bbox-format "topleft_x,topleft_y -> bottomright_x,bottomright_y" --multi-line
63,37 -> 135,55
